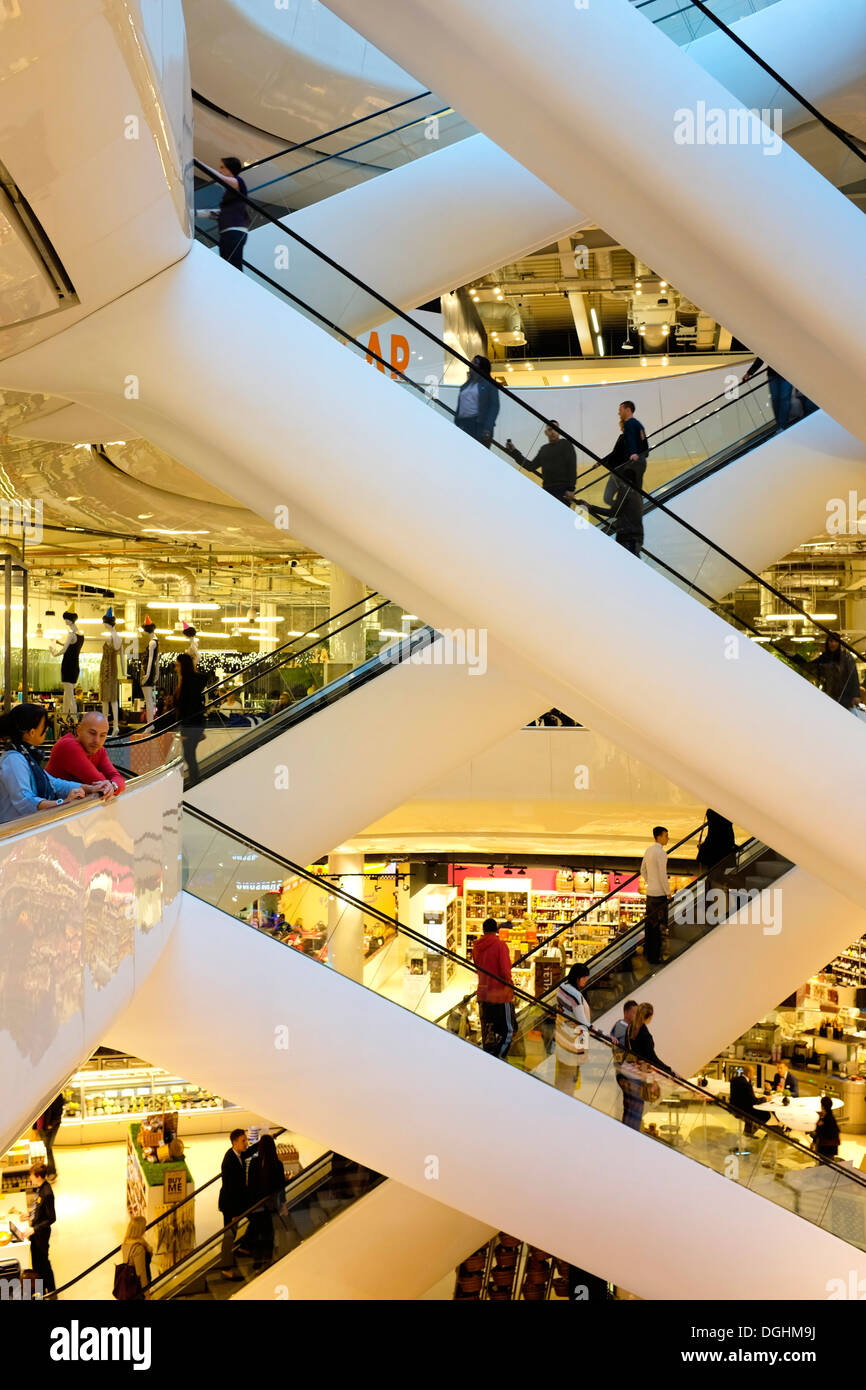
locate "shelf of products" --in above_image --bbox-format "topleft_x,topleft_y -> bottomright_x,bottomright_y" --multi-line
0,1138 -> 46,1194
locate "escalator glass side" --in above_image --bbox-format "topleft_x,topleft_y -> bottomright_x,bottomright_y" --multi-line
181,807 -> 866,1255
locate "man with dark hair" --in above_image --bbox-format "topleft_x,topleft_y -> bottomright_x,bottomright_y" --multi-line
34,1093 -> 65,1180
218,1129 -> 249,1280
640,827 -> 670,965
471,918 -> 516,1060
504,420 -> 577,507
27,1163 -> 56,1293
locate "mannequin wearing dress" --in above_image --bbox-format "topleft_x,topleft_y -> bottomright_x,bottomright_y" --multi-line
140,618 -> 159,724
99,608 -> 126,736
51,611 -> 84,719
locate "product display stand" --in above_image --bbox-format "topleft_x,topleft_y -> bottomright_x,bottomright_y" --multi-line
125,1124 -> 196,1276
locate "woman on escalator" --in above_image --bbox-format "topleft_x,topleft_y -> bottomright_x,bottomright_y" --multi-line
201,157 -> 250,266
246,1133 -> 286,1269
696,809 -> 736,890
167,654 -> 207,783
620,1003 -> 670,1131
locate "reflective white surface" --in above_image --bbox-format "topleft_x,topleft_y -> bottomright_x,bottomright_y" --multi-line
0,759 -> 183,1154
0,0 -> 192,360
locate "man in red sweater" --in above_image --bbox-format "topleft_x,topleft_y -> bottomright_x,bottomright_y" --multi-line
46,712 -> 125,796
471,917 -> 515,1059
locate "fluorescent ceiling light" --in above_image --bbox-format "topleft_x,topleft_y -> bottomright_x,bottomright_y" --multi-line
141,528 -> 210,536
806,613 -> 836,620
590,308 -> 600,332
148,601 -> 220,610
596,336 -> 605,357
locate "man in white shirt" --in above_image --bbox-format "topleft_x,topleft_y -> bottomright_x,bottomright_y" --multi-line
640,826 -> 670,965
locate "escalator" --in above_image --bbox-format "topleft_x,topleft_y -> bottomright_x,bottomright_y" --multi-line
8,166 -> 866,909
104,808 -> 866,1300
319,0 -> 866,443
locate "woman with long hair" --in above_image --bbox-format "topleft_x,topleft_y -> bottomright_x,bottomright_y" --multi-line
168,653 -> 206,782
119,1214 -> 153,1298
246,1133 -> 286,1269
621,1002 -> 669,1131
812,1094 -> 841,1160
0,704 -> 93,822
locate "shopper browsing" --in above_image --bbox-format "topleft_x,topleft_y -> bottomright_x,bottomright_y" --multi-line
47,712 -> 126,797
471,917 -> 516,1060
554,964 -> 591,1094
26,1163 -> 56,1294
0,704 -> 91,823
640,827 -> 670,965
503,421 -> 577,507
34,1093 -> 64,1181
218,1128 -> 250,1281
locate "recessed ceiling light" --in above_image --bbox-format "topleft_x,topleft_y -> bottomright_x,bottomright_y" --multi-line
137,513 -> 154,520
65,496 -> 82,502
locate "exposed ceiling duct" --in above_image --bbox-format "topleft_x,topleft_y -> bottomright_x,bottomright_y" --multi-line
137,560 -> 197,599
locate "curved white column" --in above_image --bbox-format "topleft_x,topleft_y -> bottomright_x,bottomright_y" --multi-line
323,0 -> 866,444
108,892 -> 866,1300
0,759 -> 183,1154
3,247 -> 866,913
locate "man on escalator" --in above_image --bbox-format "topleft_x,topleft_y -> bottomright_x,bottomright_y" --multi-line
640,826 -> 670,965
503,421 -> 577,507
472,918 -> 516,1060
803,632 -> 861,710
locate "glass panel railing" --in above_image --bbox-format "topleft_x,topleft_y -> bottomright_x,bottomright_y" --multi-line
193,161 -> 866,714
106,597 -> 432,784
182,807 -> 866,1255
147,1154 -> 383,1301
244,106 -> 475,213
46,1139 -> 384,1301
636,0 -> 866,200
571,370 -> 777,512
633,0 -> 781,45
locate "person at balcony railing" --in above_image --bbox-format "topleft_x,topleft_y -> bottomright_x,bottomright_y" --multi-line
503,421 -> 576,507
454,355 -> 499,448
47,712 -> 125,798
472,917 -> 515,1059
0,704 -> 97,822
200,157 -> 250,266
554,963 -> 591,1094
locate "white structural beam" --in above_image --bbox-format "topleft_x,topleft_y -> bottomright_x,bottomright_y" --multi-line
322,0 -> 866,444
556,237 -> 595,356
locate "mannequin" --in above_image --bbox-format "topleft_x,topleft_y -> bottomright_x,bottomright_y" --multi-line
99,607 -> 125,737
183,622 -> 200,670
50,611 -> 84,720
140,617 -> 159,725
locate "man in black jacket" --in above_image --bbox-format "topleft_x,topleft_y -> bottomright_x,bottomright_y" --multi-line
27,1163 -> 56,1293
504,421 -> 577,507
729,1066 -> 766,1138
218,1129 -> 249,1280
36,1093 -> 64,1180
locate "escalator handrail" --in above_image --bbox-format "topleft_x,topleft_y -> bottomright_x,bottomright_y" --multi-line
182,804 -> 866,1195
182,624 -> 437,787
247,104 -> 458,196
143,1152 -> 360,1298
45,1125 -> 288,1298
104,590 -> 381,746
106,597 -> 393,751
230,90 -> 436,175
193,161 -> 866,667
680,0 -> 866,166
